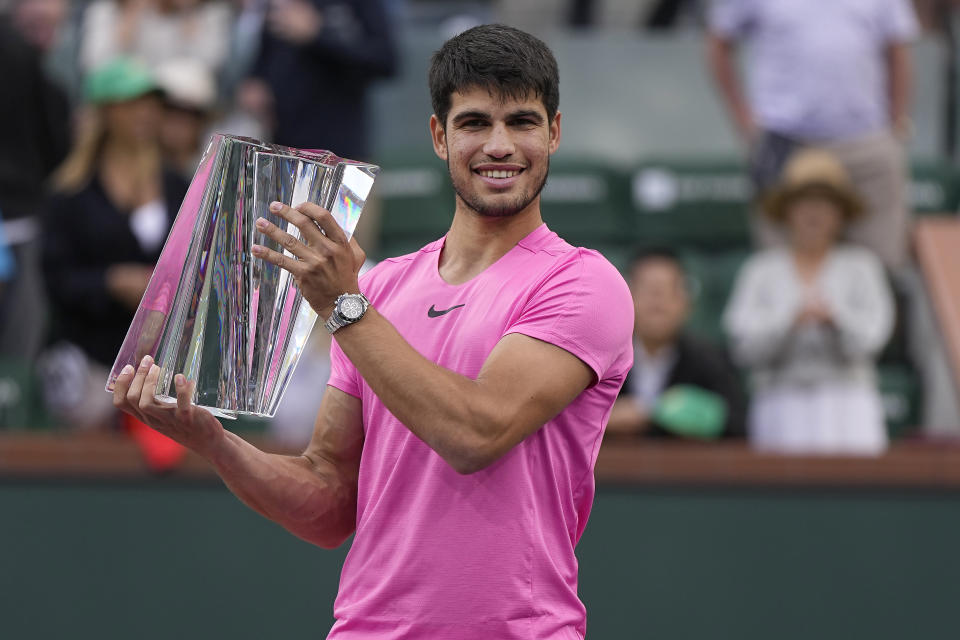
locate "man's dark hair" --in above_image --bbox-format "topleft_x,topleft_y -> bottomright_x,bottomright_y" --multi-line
429,24 -> 560,127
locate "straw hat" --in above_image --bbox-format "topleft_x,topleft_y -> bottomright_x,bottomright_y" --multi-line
764,148 -> 865,221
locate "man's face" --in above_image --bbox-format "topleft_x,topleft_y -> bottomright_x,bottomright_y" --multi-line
630,259 -> 689,345
430,86 -> 561,218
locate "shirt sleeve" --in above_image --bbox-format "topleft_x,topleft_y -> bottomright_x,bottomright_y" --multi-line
881,0 -> 920,43
707,0 -> 757,38
503,250 -> 634,383
327,334 -> 361,398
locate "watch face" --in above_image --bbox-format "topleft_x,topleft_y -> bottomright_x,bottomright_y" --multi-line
338,295 -> 365,321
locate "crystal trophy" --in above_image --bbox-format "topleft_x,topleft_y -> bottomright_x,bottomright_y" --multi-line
105,134 -> 379,418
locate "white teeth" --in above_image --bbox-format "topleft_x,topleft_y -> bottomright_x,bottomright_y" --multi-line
478,169 -> 520,178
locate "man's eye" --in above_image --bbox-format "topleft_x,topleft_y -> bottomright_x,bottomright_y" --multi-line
511,119 -> 537,127
462,120 -> 487,128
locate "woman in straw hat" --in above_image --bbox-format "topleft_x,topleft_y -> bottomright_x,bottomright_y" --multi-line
723,148 -> 895,455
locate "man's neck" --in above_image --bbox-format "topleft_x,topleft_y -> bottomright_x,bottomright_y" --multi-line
438,198 -> 544,285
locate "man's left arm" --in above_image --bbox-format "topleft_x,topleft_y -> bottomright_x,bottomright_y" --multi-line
253,202 -> 630,474
335,313 -> 594,473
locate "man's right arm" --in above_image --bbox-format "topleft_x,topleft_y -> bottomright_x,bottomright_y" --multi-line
113,358 -> 363,549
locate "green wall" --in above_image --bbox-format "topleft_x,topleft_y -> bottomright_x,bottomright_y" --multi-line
2,481 -> 958,639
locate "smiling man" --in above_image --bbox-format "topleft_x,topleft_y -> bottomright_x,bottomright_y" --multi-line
113,24 -> 633,640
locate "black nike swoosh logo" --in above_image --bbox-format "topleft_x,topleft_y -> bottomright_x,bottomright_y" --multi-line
427,304 -> 465,318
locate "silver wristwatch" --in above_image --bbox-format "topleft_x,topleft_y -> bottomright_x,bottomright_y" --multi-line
324,293 -> 370,334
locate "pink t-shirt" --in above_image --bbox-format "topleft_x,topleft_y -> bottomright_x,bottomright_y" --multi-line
326,224 -> 634,639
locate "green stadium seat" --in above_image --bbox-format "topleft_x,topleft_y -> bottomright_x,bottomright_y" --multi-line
878,363 -> 922,439
375,152 -> 454,258
678,248 -> 750,346
540,161 -> 633,249
909,160 -> 960,215
0,358 -> 52,430
629,157 -> 752,248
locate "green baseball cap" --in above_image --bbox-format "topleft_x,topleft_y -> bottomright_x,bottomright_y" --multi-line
84,57 -> 162,105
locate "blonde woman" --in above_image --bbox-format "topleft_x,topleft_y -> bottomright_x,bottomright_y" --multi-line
724,149 -> 895,456
40,58 -> 187,429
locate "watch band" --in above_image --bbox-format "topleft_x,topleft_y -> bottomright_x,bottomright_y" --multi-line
323,314 -> 346,334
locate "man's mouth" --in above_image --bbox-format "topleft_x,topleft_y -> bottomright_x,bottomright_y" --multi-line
474,167 -> 525,179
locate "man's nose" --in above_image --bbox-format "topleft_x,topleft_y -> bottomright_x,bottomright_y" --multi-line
483,123 -> 515,158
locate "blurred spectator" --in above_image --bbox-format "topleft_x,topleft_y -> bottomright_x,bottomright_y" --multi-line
706,0 -> 919,269
39,58 -> 187,430
0,0 -> 71,362
724,149 -> 894,456
237,0 -> 396,254
913,0 -> 960,33
0,212 -> 16,293
79,0 -> 233,76
643,0 -> 702,29
220,0 -> 268,102
607,248 -> 746,440
9,0 -> 68,51
154,57 -> 218,178
567,0 -> 702,29
238,0 -> 397,159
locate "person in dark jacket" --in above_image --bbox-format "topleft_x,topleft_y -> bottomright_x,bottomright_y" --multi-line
607,248 -> 747,439
238,0 -> 397,160
0,5 -> 71,361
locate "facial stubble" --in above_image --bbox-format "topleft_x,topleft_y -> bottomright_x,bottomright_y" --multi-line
447,155 -> 550,218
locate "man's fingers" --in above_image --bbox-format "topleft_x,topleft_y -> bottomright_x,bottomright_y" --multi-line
350,237 -> 367,270
295,202 -> 349,246
112,363 -> 136,409
255,217 -> 313,260
268,201 -> 325,246
251,243 -> 305,276
174,374 -> 193,415
138,363 -> 162,412
125,355 -> 153,407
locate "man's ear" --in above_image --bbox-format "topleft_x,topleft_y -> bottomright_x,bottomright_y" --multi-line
430,114 -> 448,161
548,111 -> 562,155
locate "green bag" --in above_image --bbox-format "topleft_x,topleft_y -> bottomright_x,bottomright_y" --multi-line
653,385 -> 728,439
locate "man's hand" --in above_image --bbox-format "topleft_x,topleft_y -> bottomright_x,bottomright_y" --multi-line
267,0 -> 323,45
252,202 -> 366,318
112,355 -> 225,457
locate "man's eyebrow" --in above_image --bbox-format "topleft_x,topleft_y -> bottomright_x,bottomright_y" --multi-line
451,110 -> 491,124
507,110 -> 544,123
